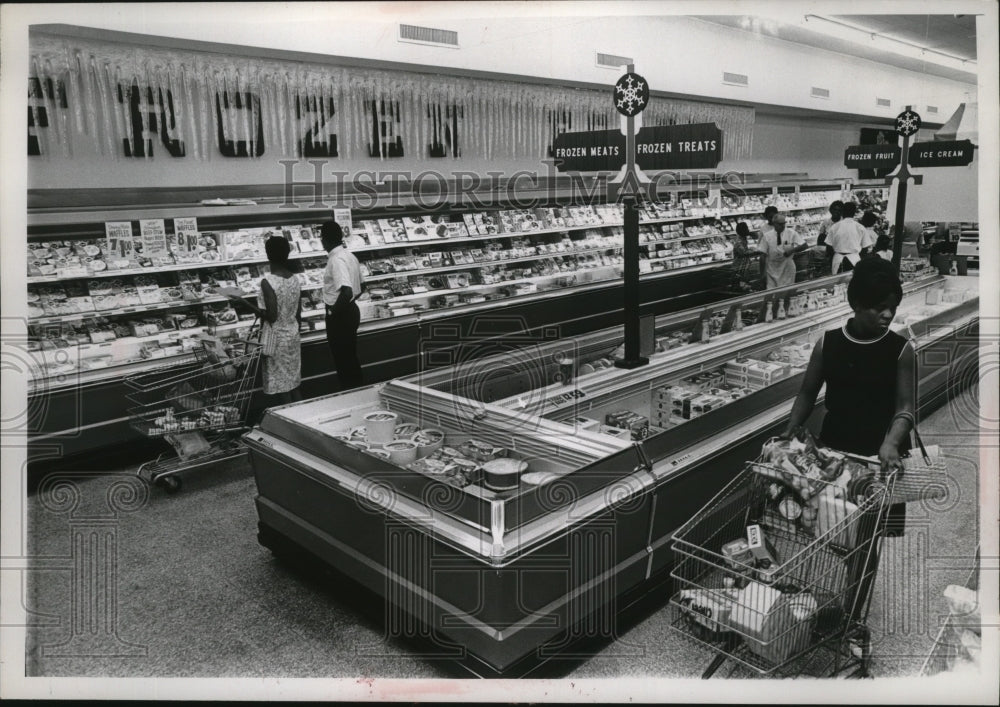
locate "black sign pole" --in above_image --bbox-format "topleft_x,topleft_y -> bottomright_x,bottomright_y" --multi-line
616,64 -> 648,370
891,135 -> 913,269
887,106 -> 923,269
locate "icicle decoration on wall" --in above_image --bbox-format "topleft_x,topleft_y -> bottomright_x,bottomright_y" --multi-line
28,31 -> 755,163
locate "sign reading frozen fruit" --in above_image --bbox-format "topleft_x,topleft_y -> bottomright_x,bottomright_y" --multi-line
843,145 -> 902,170
552,123 -> 723,172
907,139 -> 976,167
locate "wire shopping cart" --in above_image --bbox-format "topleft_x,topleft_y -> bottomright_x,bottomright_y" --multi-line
669,439 -> 897,679
125,328 -> 263,492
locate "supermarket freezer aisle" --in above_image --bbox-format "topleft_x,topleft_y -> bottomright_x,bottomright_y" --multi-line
23,386 -> 981,679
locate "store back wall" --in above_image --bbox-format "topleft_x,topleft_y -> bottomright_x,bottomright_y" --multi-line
28,109 -> 886,193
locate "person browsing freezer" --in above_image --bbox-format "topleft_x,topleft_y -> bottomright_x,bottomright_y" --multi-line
827,201 -> 869,274
321,220 -> 364,391
224,235 -> 303,408
756,213 -> 807,289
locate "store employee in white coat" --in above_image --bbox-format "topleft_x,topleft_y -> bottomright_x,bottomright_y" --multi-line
827,201 -> 871,274
321,220 -> 364,390
757,213 -> 807,289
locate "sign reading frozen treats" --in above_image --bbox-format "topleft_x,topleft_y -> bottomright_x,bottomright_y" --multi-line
104,221 -> 135,261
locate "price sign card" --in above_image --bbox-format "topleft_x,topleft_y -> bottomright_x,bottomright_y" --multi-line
104,221 -> 135,260
173,217 -> 199,238
140,219 -> 171,265
333,208 -> 353,239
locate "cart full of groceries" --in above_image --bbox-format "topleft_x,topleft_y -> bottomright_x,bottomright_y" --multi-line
670,433 -> 897,678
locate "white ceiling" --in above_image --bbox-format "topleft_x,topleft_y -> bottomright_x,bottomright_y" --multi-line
838,14 -> 977,61
694,14 -> 978,85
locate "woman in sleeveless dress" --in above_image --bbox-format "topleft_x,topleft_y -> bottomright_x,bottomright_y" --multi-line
226,235 -> 302,406
783,257 -> 914,624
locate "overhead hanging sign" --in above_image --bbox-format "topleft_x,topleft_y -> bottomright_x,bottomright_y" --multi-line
907,139 -> 976,167
553,123 -> 722,172
843,144 -> 901,170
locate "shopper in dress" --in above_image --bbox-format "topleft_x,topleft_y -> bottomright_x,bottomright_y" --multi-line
321,220 -> 364,390
757,213 -> 807,289
731,221 -> 757,292
782,257 -> 912,616
225,235 -> 302,406
827,201 -> 869,274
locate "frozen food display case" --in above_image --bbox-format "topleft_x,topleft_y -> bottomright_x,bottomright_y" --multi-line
245,268 -> 978,677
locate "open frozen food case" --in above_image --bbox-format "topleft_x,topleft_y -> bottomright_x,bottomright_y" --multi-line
245,268 -> 978,676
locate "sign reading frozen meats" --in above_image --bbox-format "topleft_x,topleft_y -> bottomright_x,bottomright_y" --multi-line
552,123 -> 723,172
843,145 -> 901,170
907,140 -> 976,167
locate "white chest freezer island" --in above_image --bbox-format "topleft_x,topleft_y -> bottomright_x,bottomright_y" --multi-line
245,266 -> 978,676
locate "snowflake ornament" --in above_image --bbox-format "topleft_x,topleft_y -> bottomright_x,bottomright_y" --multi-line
613,72 -> 650,117
895,109 -> 922,137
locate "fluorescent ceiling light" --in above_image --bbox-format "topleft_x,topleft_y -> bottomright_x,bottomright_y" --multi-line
799,14 -> 976,74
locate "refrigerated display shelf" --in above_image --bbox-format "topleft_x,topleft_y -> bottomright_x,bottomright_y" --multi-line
244,271 -> 973,677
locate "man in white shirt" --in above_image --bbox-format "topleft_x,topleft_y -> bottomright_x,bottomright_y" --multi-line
827,201 -> 869,274
321,220 -> 364,390
757,213 -> 807,289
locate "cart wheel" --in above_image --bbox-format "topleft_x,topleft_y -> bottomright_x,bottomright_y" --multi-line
156,476 -> 182,494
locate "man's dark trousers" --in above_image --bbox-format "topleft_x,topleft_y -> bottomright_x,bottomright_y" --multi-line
325,301 -> 363,390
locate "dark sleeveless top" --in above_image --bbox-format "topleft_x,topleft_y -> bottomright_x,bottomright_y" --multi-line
820,324 -> 910,456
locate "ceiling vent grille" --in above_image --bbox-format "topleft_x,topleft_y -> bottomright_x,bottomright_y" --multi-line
811,87 -> 831,99
596,52 -> 634,69
722,72 -> 749,87
399,24 -> 458,48
927,105 -> 939,114
876,97 -> 892,107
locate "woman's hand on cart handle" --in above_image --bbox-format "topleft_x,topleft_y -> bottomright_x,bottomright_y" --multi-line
878,441 -> 904,477
779,425 -> 805,442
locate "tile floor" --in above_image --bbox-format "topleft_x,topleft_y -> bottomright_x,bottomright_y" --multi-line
22,387 -> 982,679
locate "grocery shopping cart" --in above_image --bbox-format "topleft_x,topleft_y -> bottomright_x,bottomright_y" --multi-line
125,329 -> 262,492
669,439 -> 896,679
